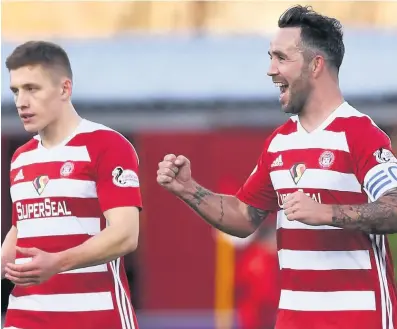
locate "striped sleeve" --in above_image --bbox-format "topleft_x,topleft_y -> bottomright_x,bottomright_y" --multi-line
236,142 -> 278,211
349,118 -> 397,201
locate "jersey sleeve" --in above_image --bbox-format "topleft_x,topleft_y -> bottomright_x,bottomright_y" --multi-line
349,118 -> 397,202
236,143 -> 278,211
94,132 -> 142,213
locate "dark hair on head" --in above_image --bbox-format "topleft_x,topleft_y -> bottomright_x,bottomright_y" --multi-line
278,5 -> 345,72
5,41 -> 73,80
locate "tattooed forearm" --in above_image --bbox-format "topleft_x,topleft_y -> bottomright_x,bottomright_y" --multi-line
247,206 -> 269,229
187,187 -> 225,223
184,186 -> 214,211
331,188 -> 397,234
179,182 -> 259,237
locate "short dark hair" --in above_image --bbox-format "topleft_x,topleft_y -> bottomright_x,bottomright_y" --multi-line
278,5 -> 345,72
5,41 -> 73,80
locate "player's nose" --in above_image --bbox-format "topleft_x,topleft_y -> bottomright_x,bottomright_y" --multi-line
267,60 -> 279,77
15,92 -> 30,109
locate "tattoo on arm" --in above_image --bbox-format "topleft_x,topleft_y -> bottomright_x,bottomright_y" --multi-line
247,206 -> 269,228
331,188 -> 397,234
220,195 -> 224,223
184,186 -> 213,211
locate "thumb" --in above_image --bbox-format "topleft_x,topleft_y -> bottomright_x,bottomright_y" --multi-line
16,246 -> 39,257
175,155 -> 190,167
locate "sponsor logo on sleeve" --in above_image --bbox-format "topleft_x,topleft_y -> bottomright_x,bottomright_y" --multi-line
373,148 -> 397,164
112,166 -> 139,187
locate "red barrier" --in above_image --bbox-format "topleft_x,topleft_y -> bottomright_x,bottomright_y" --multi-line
135,128 -> 273,310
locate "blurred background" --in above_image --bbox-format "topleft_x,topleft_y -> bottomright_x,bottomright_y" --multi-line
1,1 -> 397,329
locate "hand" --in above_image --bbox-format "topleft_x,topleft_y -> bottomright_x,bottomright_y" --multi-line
4,247 -> 61,287
283,191 -> 328,226
157,154 -> 193,196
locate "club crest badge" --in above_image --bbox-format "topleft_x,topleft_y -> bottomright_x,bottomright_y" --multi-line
60,161 -> 74,177
319,151 -> 335,169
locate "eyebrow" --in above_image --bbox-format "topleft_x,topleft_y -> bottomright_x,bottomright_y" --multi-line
268,50 -> 288,58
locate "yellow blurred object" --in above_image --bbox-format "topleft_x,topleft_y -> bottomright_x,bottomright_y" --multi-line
214,231 -> 235,329
2,1 -> 397,41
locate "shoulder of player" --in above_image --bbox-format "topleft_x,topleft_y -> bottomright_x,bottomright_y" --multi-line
335,112 -> 390,142
74,120 -> 138,160
11,138 -> 39,162
75,120 -> 132,148
263,118 -> 296,149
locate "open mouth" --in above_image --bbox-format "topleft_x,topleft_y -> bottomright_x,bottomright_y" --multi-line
274,82 -> 289,94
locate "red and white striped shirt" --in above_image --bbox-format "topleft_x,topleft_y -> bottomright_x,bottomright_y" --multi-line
5,119 -> 141,329
237,102 -> 397,329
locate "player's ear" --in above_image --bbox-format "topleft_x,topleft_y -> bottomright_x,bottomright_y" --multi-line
310,55 -> 325,78
60,79 -> 72,100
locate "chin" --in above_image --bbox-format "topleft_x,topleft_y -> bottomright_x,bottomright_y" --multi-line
22,123 -> 40,134
280,102 -> 291,113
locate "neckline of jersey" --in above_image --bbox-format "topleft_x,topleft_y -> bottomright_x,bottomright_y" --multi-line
36,118 -> 86,151
296,101 -> 347,135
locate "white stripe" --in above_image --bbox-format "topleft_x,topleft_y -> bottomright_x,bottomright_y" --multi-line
268,130 -> 349,153
117,258 -> 133,329
11,146 -> 91,170
15,258 -> 107,274
4,327 -> 23,329
11,179 -> 97,202
64,264 -> 108,274
378,235 -> 394,329
8,292 -> 114,312
17,217 -> 101,238
371,234 -> 387,329
277,210 -> 341,230
270,169 -> 362,192
114,258 -> 135,329
111,260 -> 127,329
278,249 -> 371,270
279,290 -> 376,311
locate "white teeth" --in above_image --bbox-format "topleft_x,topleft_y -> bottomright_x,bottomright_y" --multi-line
274,82 -> 287,88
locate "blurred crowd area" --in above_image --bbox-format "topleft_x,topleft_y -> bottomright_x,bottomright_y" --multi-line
1,2 -> 397,329
2,1 -> 397,39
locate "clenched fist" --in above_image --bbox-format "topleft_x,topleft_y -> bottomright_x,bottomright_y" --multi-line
157,154 -> 193,196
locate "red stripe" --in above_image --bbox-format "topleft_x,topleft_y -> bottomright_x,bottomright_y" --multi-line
272,149 -> 354,174
12,269 -> 115,295
280,268 -> 379,292
278,229 -> 372,251
275,189 -> 367,210
15,197 -> 103,219
275,309 -> 381,329
10,161 -> 94,185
